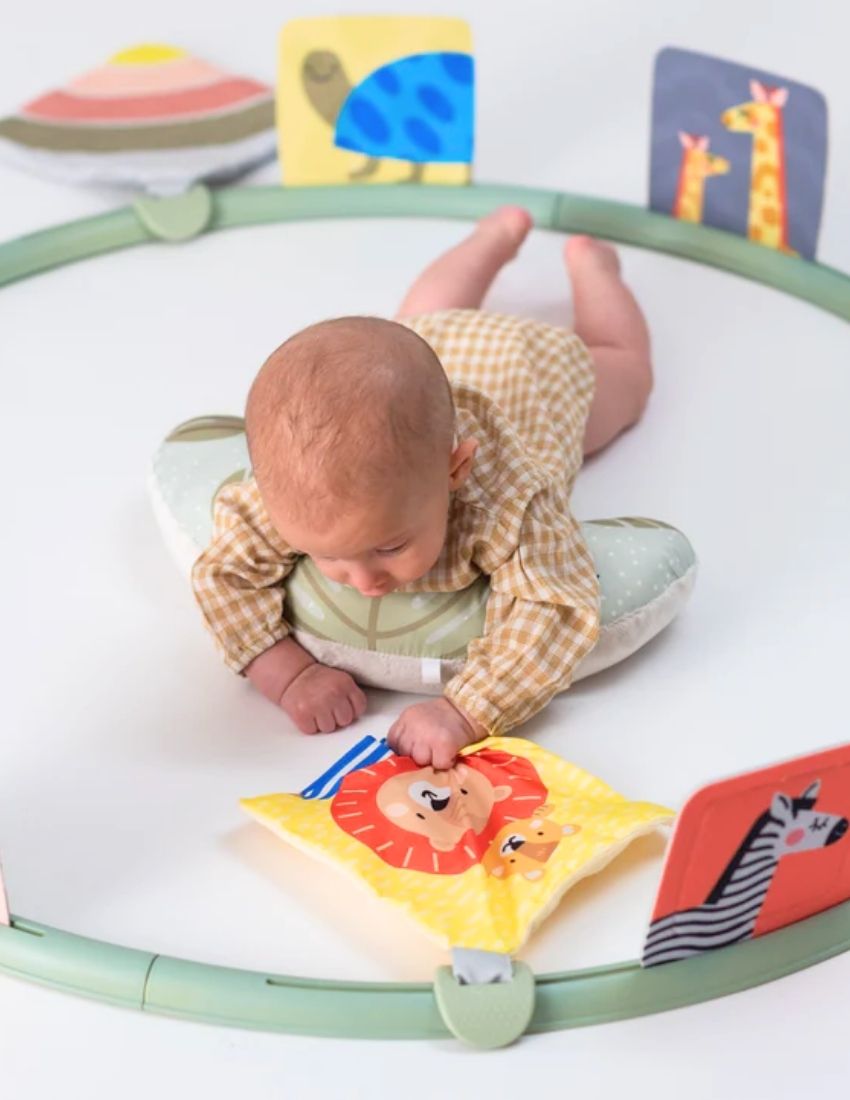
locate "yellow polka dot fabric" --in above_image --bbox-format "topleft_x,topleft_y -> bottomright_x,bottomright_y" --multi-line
241,737 -> 674,955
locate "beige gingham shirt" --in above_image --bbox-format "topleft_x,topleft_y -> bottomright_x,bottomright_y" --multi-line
192,309 -> 600,735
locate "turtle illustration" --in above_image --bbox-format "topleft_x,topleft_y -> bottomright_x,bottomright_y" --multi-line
301,49 -> 474,183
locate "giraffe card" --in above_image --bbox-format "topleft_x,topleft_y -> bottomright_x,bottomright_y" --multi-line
278,16 -> 474,186
649,48 -> 828,259
642,743 -> 850,967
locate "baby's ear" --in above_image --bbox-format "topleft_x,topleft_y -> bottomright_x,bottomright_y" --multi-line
449,438 -> 478,490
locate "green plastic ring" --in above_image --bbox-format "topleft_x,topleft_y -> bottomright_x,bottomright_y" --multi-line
1,182 -> 849,1041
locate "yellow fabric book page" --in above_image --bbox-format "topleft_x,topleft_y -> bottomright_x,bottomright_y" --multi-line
241,737 -> 674,955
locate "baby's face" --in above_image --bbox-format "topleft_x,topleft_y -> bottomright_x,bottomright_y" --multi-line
274,481 -> 450,597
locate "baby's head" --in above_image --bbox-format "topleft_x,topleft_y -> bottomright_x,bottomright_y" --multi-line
246,316 -> 477,596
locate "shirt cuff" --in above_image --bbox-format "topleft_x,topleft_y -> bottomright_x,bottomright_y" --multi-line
224,621 -> 291,675
444,678 -> 507,738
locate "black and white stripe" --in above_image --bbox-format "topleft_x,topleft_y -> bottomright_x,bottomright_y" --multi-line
642,780 -> 849,967
642,809 -> 782,966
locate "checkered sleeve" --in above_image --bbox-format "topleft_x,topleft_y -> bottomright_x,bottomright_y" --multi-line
191,479 -> 299,673
443,493 -> 601,735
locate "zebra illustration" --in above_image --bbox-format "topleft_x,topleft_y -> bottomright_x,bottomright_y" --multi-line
642,780 -> 848,967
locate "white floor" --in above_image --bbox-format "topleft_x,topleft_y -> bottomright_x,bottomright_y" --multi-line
1,0 -> 849,1095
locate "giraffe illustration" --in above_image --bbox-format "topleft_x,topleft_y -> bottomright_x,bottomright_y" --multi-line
672,132 -> 730,223
721,79 -> 797,254
642,780 -> 848,966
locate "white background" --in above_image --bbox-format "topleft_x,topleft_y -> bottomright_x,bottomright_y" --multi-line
1,0 -> 850,1095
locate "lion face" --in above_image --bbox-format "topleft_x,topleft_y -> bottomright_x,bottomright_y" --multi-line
376,764 -> 512,852
482,805 -> 580,881
330,749 -> 550,875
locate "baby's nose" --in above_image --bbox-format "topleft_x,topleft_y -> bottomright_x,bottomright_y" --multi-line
347,565 -> 388,596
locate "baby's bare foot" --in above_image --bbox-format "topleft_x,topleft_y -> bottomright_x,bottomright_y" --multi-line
476,205 -> 533,261
565,235 -> 621,278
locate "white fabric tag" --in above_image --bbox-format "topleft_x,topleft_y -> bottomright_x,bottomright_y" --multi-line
421,658 -> 442,685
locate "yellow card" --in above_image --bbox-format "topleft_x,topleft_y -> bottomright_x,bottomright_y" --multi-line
278,15 -> 474,186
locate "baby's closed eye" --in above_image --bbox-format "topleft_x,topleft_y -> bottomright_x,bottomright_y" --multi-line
376,542 -> 409,556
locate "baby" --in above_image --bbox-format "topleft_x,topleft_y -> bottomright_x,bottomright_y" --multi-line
192,207 -> 652,769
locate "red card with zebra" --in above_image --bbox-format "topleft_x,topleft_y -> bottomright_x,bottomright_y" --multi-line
642,744 -> 850,966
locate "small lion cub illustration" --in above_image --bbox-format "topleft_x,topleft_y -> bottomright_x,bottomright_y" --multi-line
482,804 -> 580,881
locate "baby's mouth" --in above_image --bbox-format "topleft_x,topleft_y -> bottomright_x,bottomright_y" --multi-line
361,583 -> 394,597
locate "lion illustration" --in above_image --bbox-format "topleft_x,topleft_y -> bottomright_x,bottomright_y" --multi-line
482,804 -> 580,881
331,749 -> 549,875
376,763 -> 512,852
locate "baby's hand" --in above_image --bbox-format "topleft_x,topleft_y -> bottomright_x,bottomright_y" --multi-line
280,663 -> 367,734
387,698 -> 484,770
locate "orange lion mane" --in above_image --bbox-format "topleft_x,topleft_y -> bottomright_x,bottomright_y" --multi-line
331,749 -> 548,875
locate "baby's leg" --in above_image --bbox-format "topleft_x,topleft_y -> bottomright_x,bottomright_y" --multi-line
565,236 -> 653,456
396,206 -> 532,318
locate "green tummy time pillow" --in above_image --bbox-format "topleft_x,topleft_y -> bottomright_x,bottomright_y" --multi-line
149,416 -> 697,691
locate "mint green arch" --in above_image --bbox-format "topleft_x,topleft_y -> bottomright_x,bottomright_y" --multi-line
2,183 -> 849,320
1,183 -> 849,1041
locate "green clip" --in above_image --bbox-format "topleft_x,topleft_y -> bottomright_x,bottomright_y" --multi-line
133,185 -> 213,242
433,960 -> 535,1048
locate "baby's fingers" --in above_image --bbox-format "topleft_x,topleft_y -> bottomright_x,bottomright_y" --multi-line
334,684 -> 366,729
431,736 -> 458,772
410,737 -> 436,768
386,720 -> 402,754
332,696 -> 354,728
387,720 -> 411,758
391,726 -> 433,767
350,684 -> 367,719
285,698 -> 318,735
315,706 -> 338,734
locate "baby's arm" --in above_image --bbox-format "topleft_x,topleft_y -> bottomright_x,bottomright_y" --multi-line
192,479 -> 366,733
388,495 -> 599,765
445,500 -> 599,734
192,479 -> 295,669
244,636 -> 316,701
246,639 -> 366,733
